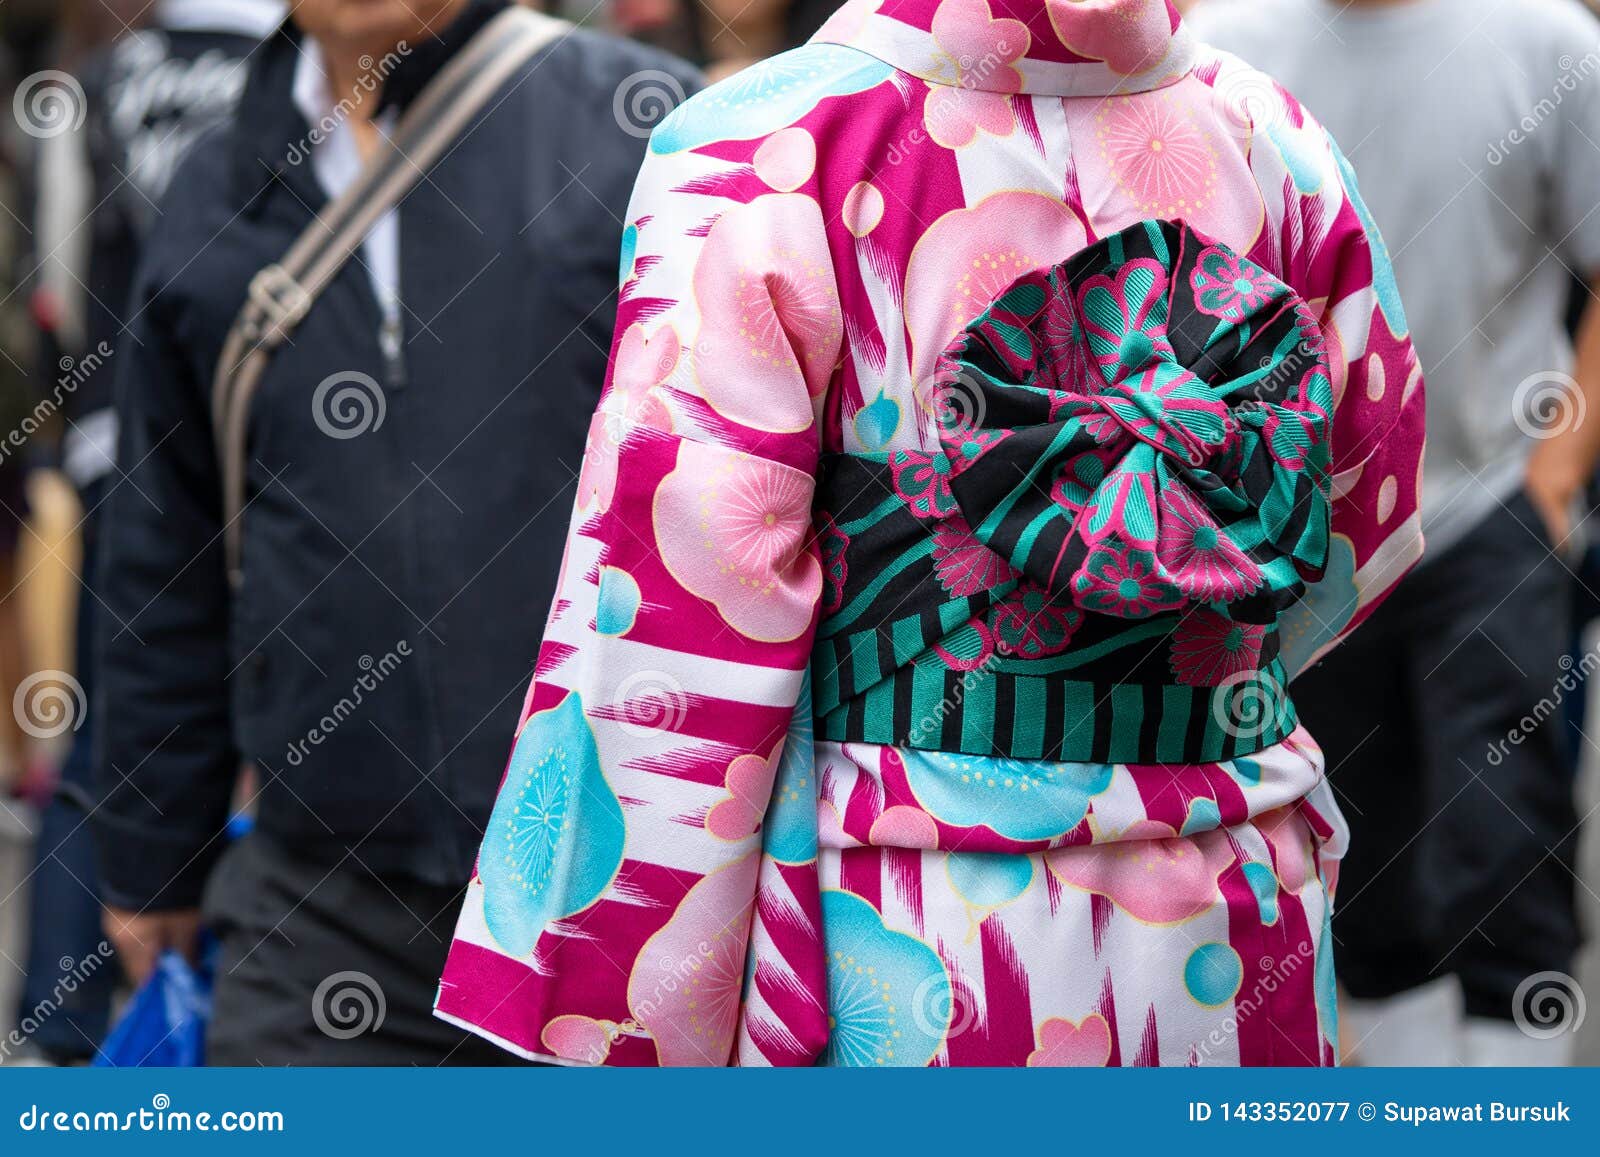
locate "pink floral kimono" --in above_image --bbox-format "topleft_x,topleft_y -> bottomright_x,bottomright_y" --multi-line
435,0 -> 1425,1067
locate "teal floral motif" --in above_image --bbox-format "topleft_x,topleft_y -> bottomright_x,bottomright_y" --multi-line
1077,258 -> 1174,387
821,890 -> 951,1066
992,584 -> 1081,658
1073,545 -> 1185,617
1190,246 -> 1282,322
650,44 -> 894,155
480,694 -> 625,956
902,750 -> 1113,841
890,450 -> 958,519
1278,534 -> 1358,676
763,672 -> 818,865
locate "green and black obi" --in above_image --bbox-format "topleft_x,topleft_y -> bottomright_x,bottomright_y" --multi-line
813,219 -> 1334,764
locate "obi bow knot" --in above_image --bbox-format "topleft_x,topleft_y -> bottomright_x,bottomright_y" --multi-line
928,218 -> 1334,619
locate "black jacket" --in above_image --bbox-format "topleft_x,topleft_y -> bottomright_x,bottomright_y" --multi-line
92,0 -> 701,909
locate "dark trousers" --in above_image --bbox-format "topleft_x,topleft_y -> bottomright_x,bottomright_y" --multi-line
202,832 -> 526,1066
18,492 -> 116,1060
1295,491 -> 1582,1021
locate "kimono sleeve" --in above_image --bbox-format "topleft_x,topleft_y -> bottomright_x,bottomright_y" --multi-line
1273,121 -> 1427,677
436,131 -> 841,1066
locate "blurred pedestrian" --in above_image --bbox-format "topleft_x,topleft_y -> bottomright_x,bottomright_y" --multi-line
14,0 -> 285,1066
93,0 -> 699,1065
1191,0 -> 1600,1065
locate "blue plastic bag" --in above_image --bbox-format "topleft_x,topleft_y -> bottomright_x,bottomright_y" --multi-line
93,948 -> 212,1067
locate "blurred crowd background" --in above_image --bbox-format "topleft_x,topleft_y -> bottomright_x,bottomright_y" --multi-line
2,0 -> 1600,1067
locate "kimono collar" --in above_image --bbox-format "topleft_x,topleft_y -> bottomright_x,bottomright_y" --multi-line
812,0 -> 1195,98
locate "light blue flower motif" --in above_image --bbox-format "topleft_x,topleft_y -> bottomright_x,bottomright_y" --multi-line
1184,942 -> 1243,1007
947,852 -> 1035,910
617,222 -> 639,287
479,694 -> 625,956
1330,138 -> 1408,337
763,672 -> 817,865
1279,534 -> 1358,676
1266,124 -> 1326,196
902,751 -> 1114,842
1241,860 -> 1280,926
595,566 -> 642,637
821,890 -> 951,1067
1181,797 -> 1223,836
1314,885 -> 1339,1048
650,44 -> 894,155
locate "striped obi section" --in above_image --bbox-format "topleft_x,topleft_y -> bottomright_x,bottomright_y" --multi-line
811,453 -> 1299,765
809,219 -> 1334,766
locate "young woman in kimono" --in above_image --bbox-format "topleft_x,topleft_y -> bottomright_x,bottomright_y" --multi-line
436,0 -> 1425,1066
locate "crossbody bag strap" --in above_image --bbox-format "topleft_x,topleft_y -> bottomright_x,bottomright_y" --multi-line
212,6 -> 570,588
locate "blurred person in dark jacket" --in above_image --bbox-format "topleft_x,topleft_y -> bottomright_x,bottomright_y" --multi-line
16,0 -> 285,1066
92,0 -> 699,1065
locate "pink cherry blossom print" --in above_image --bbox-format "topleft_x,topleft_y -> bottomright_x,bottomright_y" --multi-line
541,1014 -> 617,1065
654,442 -> 822,643
1026,1013 -> 1113,1066
578,322 -> 677,513
923,84 -> 1014,149
1045,820 -> 1236,924
930,0 -> 1029,92
627,852 -> 761,1066
693,194 -> 842,433
753,127 -> 817,192
706,748 -> 779,840
1047,0 -> 1176,76
905,192 -> 1087,399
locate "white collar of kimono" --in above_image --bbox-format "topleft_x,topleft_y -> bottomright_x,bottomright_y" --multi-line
812,0 -> 1196,98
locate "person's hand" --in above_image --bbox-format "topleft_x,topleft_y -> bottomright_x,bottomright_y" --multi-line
102,906 -> 201,986
1524,452 -> 1583,551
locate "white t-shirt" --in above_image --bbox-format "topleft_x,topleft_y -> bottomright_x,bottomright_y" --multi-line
1188,0 -> 1600,554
